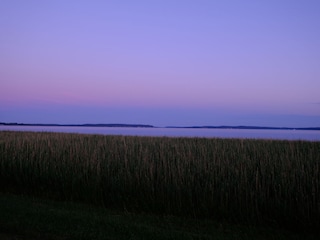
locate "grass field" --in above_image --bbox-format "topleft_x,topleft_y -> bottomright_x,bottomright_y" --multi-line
0,131 -> 319,233
2,192 -> 318,240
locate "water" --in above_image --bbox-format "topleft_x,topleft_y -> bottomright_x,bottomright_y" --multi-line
1,125 -> 319,141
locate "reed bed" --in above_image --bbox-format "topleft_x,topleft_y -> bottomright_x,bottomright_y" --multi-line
0,131 -> 319,230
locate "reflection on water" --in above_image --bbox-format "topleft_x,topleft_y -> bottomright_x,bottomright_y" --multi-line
0,126 -> 319,141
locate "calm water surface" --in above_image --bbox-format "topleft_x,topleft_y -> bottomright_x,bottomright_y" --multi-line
1,126 -> 319,141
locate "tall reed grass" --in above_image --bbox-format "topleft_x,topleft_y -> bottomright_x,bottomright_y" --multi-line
0,131 -> 319,230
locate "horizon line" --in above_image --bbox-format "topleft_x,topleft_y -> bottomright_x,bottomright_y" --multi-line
1,122 -> 320,131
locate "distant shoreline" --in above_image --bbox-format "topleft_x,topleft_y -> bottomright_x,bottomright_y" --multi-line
1,122 -> 319,131
0,123 -> 154,128
166,126 -> 320,131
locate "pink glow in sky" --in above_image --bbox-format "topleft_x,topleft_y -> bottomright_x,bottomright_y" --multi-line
1,0 -> 320,127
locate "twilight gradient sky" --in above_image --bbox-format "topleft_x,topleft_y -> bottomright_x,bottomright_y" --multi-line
1,0 -> 320,127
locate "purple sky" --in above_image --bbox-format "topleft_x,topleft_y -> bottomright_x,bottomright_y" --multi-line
1,0 -> 320,127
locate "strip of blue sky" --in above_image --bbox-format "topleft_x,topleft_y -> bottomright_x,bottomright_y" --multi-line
1,1 -> 319,127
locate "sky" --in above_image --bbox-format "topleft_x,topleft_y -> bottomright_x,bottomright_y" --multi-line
1,0 -> 320,127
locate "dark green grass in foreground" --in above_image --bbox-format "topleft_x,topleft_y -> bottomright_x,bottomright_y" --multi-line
1,193 -> 317,240
0,131 -> 319,232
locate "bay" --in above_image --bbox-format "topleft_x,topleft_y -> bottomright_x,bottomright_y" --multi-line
0,125 -> 319,141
